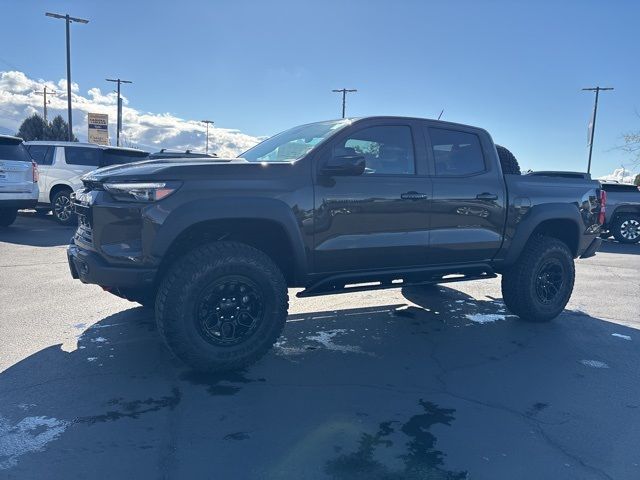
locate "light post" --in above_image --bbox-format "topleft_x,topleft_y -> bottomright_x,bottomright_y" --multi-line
106,78 -> 133,147
45,12 -> 89,141
201,120 -> 214,154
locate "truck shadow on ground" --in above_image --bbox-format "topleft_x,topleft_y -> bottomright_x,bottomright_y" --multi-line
0,212 -> 74,247
1,286 -> 637,478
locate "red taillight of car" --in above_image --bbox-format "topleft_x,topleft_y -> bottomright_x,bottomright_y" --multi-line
32,161 -> 39,183
598,189 -> 607,224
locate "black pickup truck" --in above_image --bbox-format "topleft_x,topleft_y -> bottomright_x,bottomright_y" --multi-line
67,116 -> 604,371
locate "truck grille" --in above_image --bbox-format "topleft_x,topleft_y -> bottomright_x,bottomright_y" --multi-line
73,201 -> 93,245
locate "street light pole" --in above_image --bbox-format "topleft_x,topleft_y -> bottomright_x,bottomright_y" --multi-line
35,86 -> 57,122
332,88 -> 357,118
45,12 -> 89,141
106,78 -> 132,147
582,86 -> 614,174
201,120 -> 214,154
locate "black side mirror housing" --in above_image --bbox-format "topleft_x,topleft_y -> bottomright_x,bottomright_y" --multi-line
320,154 -> 366,176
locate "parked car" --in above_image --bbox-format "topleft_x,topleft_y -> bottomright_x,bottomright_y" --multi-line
148,149 -> 217,159
598,182 -> 640,243
67,116 -> 604,372
24,142 -> 149,225
0,135 -> 39,227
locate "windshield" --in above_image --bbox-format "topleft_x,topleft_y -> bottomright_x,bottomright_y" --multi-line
240,119 -> 351,162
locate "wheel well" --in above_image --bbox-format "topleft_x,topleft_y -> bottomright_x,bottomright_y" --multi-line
531,219 -> 579,256
49,184 -> 73,203
611,207 -> 640,220
159,218 -> 297,285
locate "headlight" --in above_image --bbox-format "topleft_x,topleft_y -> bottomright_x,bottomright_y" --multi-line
104,181 -> 181,202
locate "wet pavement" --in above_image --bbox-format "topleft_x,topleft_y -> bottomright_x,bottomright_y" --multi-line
1,213 -> 639,479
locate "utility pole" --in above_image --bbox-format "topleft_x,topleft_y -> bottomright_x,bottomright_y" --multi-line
332,88 -> 357,118
201,120 -> 214,154
45,12 -> 89,141
35,86 -> 57,122
582,86 -> 613,174
106,78 -> 132,147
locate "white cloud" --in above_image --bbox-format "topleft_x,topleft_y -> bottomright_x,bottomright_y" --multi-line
0,70 -> 260,156
598,167 -> 638,184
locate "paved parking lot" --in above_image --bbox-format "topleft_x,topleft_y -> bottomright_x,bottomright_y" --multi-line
1,213 -> 639,479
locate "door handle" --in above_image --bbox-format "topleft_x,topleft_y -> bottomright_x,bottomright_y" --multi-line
401,191 -> 429,200
476,192 -> 498,201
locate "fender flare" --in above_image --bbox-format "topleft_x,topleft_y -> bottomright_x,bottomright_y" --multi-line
150,196 -> 308,281
502,203 -> 583,264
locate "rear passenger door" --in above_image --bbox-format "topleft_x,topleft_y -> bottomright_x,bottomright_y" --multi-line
425,124 -> 506,264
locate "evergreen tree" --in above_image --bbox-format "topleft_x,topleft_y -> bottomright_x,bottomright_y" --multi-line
48,115 -> 78,141
16,114 -> 48,141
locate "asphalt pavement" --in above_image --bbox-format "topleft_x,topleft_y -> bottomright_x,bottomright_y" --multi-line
1,212 -> 639,479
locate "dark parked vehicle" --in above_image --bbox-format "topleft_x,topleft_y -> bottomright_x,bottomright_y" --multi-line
598,182 -> 640,244
67,116 -> 605,371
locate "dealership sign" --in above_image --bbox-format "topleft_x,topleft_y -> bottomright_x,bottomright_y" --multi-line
88,113 -> 109,145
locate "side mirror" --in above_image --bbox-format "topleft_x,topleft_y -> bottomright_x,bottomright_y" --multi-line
320,154 -> 366,176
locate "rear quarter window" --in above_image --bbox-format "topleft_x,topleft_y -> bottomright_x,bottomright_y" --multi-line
0,142 -> 32,162
26,145 -> 54,165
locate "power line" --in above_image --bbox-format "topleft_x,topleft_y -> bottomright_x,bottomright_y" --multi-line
34,86 -> 58,122
582,86 -> 614,174
201,120 -> 214,154
106,78 -> 132,147
332,88 -> 357,118
45,12 -> 89,141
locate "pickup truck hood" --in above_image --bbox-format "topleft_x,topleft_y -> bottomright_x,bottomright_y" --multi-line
82,157 -> 271,183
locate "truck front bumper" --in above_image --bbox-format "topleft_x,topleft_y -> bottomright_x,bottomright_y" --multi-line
67,243 -> 156,288
580,236 -> 601,259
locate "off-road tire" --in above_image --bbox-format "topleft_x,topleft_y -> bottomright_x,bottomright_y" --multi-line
495,145 -> 521,175
52,189 -> 76,226
501,235 -> 575,322
0,208 -> 18,227
611,214 -> 640,244
156,241 -> 289,372
112,287 -> 156,308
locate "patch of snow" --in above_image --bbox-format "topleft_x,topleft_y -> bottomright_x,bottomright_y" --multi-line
86,357 -> 98,362
306,329 -> 365,354
91,337 -> 107,343
465,314 -> 506,324
0,416 -> 70,470
580,360 -> 609,368
611,333 -> 632,341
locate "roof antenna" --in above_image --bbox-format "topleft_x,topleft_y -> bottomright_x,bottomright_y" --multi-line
437,109 -> 444,120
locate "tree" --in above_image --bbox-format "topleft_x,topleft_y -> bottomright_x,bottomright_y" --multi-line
16,114 -> 48,141
15,114 -> 78,142
48,115 -> 78,141
634,174 -> 640,186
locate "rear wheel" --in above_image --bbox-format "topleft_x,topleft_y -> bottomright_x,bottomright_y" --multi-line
52,189 -> 76,226
501,235 -> 575,322
611,214 -> 640,244
156,241 -> 288,372
0,208 -> 18,227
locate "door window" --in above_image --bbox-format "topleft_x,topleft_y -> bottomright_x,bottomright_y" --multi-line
429,128 -> 485,176
64,147 -> 102,167
339,125 -> 415,175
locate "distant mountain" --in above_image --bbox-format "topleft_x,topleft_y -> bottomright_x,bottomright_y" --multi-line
598,167 -> 638,184
0,126 -> 15,136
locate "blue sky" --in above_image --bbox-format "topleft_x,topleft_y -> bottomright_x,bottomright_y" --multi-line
1,0 -> 638,177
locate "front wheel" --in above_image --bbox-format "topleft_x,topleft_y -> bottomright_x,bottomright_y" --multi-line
611,214 -> 640,244
501,235 -> 575,322
156,241 -> 289,372
52,190 -> 76,225
0,208 -> 18,227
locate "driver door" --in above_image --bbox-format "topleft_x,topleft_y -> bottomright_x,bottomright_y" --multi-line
312,119 -> 432,274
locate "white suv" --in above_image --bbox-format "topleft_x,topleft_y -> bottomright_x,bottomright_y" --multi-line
0,135 -> 39,227
25,142 -> 148,224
